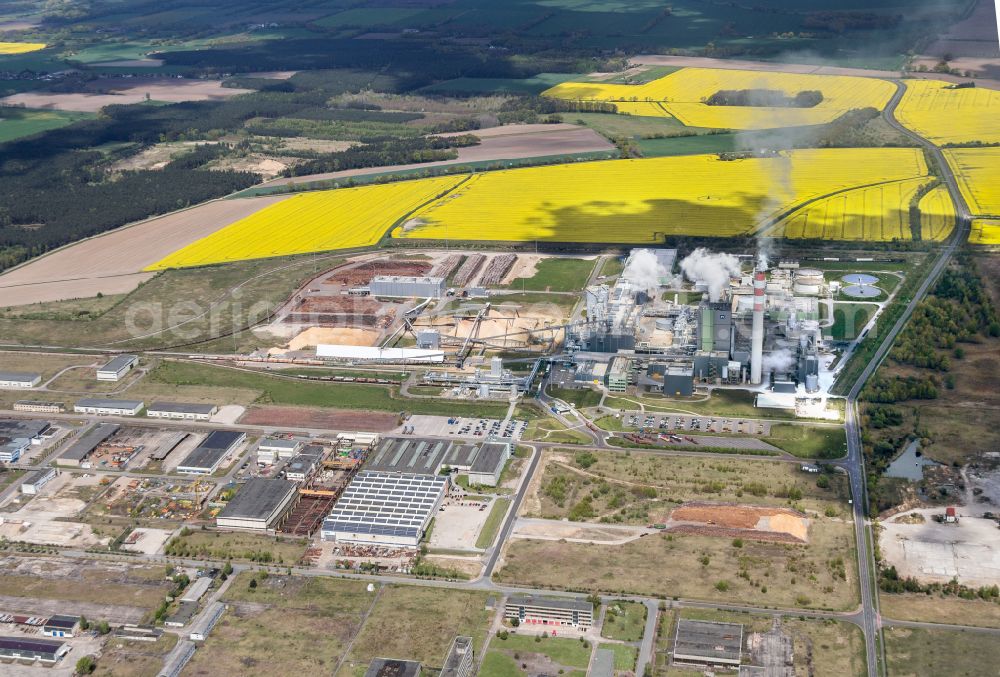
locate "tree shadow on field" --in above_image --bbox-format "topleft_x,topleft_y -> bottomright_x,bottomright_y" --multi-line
532,195 -> 764,244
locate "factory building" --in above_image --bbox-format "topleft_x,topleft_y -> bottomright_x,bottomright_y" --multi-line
505,595 -> 593,629
216,478 -> 299,531
147,402 -> 218,421
439,636 -> 474,677
0,637 -> 69,664
180,576 -> 213,604
672,620 -> 743,668
642,362 -> 694,397
606,357 -> 631,393
257,438 -> 301,465
74,398 -> 144,417
365,437 -> 511,487
58,423 -> 119,467
284,446 -> 324,482
96,354 -> 138,382
13,400 -> 63,414
20,467 -> 57,495
0,371 -> 41,389
42,616 -> 79,639
176,430 -> 246,475
369,275 -> 446,299
321,471 -> 448,548
0,419 -> 47,463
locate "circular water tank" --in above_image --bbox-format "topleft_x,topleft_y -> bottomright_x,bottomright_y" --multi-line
795,268 -> 824,286
843,273 -> 879,285
793,282 -> 822,295
843,284 -> 881,298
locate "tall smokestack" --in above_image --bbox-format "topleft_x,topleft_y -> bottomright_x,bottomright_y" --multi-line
750,269 -> 766,385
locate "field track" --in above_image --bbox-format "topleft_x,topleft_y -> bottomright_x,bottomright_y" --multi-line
260,123 -> 613,188
0,195 -> 289,307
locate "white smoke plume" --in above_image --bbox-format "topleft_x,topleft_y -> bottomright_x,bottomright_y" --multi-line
679,248 -> 741,302
623,249 -> 670,292
762,348 -> 796,375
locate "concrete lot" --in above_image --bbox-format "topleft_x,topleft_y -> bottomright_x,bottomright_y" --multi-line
0,473 -> 108,548
429,496 -> 493,551
880,508 -> 1000,587
120,527 -> 174,555
406,415 -> 526,441
618,411 -> 772,435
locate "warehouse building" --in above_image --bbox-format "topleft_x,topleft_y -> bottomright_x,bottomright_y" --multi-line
0,419 -> 49,462
180,577 -> 213,604
13,400 -> 63,414
96,354 -> 138,382
147,402 -> 218,421
74,398 -> 144,416
439,636 -> 474,677
176,430 -> 246,475
189,601 -> 226,642
365,438 -> 511,487
369,275 -> 445,299
0,371 -> 41,389
672,620 -> 743,668
20,467 -> 57,495
164,601 -> 199,628
0,636 -> 69,664
257,438 -> 301,465
365,658 -> 422,677
42,615 -> 79,638
58,423 -> 119,467
321,471 -> 447,548
0,436 -> 29,463
504,595 -> 593,629
216,478 -> 298,532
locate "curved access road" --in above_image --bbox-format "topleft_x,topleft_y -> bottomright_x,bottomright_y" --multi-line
844,78 -> 973,677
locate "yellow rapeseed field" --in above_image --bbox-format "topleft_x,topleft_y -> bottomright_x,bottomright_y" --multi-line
543,67 -> 895,130
918,185 -> 956,242
969,219 -> 1000,245
942,147 -> 1000,218
0,42 -> 46,54
396,149 -> 928,245
147,176 -> 465,270
895,79 -> 1000,145
765,178 -> 932,241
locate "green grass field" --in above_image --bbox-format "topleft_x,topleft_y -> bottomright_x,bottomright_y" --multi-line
598,642 -> 638,671
475,498 -> 511,548
0,109 -> 94,143
637,133 -> 739,157
765,424 -> 848,459
547,385 -> 603,409
600,601 -> 646,642
503,257 -> 596,293
885,626 -> 1000,676
830,303 -> 874,341
149,360 -> 510,418
490,633 -> 591,669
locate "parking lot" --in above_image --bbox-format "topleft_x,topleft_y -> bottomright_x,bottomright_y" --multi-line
617,412 -> 772,436
405,415 -> 527,440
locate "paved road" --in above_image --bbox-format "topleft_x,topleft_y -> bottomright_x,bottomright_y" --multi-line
840,78 -> 975,677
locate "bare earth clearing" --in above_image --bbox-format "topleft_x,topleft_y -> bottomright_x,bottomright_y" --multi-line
263,123 -> 613,187
2,79 -> 253,112
0,195 -> 289,306
239,405 -> 400,431
630,55 -> 900,78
